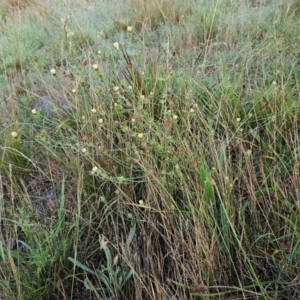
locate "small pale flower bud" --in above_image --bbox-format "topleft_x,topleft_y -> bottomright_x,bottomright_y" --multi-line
113,42 -> 119,50
92,166 -> 98,173
92,64 -> 99,70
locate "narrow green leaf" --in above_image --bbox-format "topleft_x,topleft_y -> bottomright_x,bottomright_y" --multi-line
67,257 -> 96,275
83,277 -> 92,290
199,167 -> 207,186
121,269 -> 134,287
124,223 -> 136,255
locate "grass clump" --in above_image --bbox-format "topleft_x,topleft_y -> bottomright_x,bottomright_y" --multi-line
0,0 -> 299,299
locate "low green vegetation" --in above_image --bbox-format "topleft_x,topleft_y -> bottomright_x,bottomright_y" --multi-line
0,0 -> 299,299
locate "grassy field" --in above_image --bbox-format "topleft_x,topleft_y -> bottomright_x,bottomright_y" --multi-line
0,0 -> 299,299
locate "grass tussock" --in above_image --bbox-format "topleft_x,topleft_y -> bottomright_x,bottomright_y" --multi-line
0,0 -> 300,299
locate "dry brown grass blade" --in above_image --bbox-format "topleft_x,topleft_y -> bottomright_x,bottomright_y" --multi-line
3,0 -> 42,11
120,46 -> 142,94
